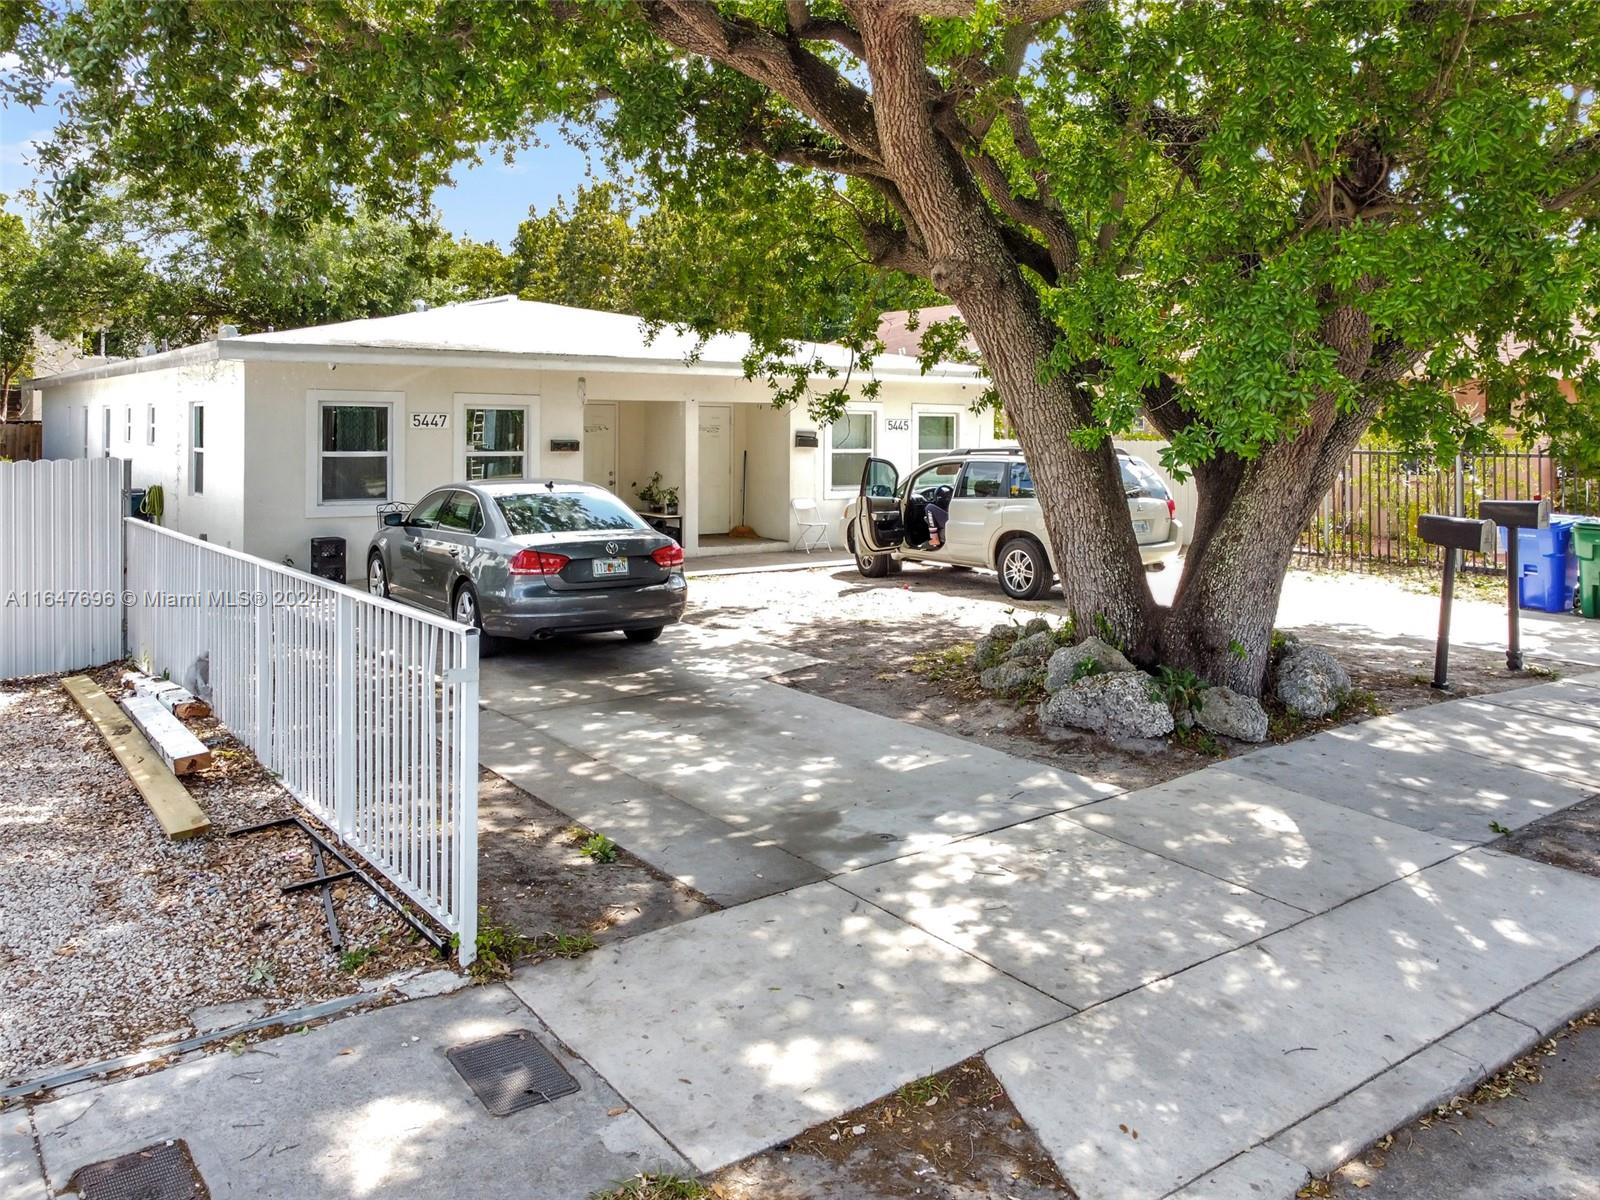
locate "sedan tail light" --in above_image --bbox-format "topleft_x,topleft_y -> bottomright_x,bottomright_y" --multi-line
651,543 -> 685,568
509,549 -> 571,575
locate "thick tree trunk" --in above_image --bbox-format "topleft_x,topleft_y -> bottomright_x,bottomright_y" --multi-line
1159,409 -> 1375,693
854,8 -> 1157,653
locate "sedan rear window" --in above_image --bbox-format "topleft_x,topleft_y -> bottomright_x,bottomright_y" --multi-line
495,491 -> 647,535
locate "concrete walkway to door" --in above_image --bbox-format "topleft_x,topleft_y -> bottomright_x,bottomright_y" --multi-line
481,629 -> 1600,1199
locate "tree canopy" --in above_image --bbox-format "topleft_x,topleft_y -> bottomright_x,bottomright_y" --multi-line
6,0 -> 1598,690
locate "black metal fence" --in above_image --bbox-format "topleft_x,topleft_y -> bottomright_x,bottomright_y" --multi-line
1294,449 -> 1600,575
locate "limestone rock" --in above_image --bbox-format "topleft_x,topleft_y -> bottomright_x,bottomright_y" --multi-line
1195,686 -> 1269,743
980,660 -> 1041,696
974,624 -> 1020,670
1043,636 -> 1136,691
1039,671 -> 1174,740
1275,645 -> 1351,719
1006,630 -> 1055,665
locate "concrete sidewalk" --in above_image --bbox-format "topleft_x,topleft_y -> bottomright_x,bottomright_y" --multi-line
14,660 -> 1600,1200
13,985 -> 689,1200
496,669 -> 1600,1198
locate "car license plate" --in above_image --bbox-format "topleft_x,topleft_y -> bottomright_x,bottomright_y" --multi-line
1133,520 -> 1150,534
593,556 -> 629,578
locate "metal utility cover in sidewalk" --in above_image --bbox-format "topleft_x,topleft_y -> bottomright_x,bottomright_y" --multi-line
447,1029 -> 580,1117
70,1139 -> 208,1200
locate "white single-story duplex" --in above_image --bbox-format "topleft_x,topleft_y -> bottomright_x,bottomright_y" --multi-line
32,296 -> 1004,572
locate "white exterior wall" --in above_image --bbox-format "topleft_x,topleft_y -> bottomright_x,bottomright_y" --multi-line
799,378 -> 996,537
39,349 -> 985,571
39,358 -> 247,548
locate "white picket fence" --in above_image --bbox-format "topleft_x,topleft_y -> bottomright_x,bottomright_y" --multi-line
0,457 -> 125,678
124,520 -> 480,965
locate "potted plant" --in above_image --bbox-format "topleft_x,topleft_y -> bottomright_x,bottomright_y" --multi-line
634,472 -> 679,514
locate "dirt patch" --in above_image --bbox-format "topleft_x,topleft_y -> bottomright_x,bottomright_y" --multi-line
711,1057 -> 1074,1199
0,673 -> 436,1083
1493,791 -> 1600,878
476,768 -> 711,954
687,561 -> 1574,792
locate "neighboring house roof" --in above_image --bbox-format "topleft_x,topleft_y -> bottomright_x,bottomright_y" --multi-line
28,296 -> 984,388
875,305 -> 970,357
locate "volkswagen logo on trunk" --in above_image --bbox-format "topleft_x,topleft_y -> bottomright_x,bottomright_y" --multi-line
605,542 -> 620,556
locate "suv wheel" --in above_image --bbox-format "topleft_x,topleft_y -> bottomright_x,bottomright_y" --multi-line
849,526 -> 900,578
997,537 -> 1050,600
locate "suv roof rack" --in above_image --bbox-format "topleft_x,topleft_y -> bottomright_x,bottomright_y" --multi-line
948,446 -> 1026,456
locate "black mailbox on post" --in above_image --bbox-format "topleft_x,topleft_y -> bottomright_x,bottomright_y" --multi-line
1416,514 -> 1497,689
1480,498 -> 1551,670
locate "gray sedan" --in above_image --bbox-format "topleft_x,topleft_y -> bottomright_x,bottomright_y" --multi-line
365,480 -> 687,646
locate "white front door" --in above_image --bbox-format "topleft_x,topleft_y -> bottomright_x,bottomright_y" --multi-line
697,405 -> 732,535
583,403 -> 618,493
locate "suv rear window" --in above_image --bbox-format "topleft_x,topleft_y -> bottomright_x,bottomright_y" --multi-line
1120,456 -> 1170,498
1009,463 -> 1035,498
495,491 -> 646,535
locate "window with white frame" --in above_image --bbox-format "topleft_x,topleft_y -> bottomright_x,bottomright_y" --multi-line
189,403 -> 205,495
464,407 -> 527,479
829,411 -> 874,491
124,405 -> 133,443
146,404 -> 157,445
916,411 -> 957,465
318,401 -> 391,503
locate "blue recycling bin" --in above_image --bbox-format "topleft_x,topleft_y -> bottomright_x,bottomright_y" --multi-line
1500,515 -> 1582,613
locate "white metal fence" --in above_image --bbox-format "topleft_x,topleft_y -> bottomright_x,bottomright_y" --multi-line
124,519 -> 480,965
0,456 -> 125,679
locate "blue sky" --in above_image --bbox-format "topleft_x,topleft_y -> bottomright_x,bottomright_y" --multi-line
1,89 -> 597,244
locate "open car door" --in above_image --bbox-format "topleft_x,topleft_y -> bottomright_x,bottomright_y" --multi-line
855,457 -> 904,553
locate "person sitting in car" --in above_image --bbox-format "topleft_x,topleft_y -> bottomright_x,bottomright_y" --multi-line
924,485 -> 952,549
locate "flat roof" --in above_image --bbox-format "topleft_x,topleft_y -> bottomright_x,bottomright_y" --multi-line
30,296 -> 985,388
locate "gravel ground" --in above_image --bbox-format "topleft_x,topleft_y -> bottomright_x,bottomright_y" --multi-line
0,673 -> 437,1083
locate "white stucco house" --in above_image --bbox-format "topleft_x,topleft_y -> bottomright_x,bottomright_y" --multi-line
32,296 -> 1000,571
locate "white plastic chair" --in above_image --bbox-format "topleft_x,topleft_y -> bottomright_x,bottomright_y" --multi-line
791,498 -> 833,553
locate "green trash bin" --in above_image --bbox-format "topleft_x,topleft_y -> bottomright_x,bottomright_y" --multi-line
1574,520 -> 1600,618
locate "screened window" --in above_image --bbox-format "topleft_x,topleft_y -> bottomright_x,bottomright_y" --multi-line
829,412 -> 874,491
124,406 -> 133,443
465,408 -> 526,480
101,408 -> 111,457
146,404 -> 156,445
959,461 -> 1008,498
916,412 -> 957,465
495,491 -> 647,535
190,404 -> 205,495
319,403 -> 391,503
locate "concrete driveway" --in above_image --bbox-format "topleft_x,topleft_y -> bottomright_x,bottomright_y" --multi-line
478,622 -> 1117,905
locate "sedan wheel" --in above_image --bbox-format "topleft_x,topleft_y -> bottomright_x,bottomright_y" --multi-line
367,555 -> 389,598
453,586 -> 480,629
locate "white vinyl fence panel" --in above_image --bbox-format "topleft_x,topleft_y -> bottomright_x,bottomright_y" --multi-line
124,520 -> 480,964
0,456 -> 125,679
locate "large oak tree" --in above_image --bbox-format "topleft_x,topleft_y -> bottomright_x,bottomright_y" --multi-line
8,0 -> 1598,693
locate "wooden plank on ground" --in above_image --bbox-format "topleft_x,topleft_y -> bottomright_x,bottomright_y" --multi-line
117,693 -> 212,775
62,676 -> 211,840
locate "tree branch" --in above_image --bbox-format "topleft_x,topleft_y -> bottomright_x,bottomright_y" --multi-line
783,0 -> 865,58
645,1 -> 881,162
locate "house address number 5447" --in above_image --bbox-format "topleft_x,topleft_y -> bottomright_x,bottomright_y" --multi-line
410,412 -> 450,429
